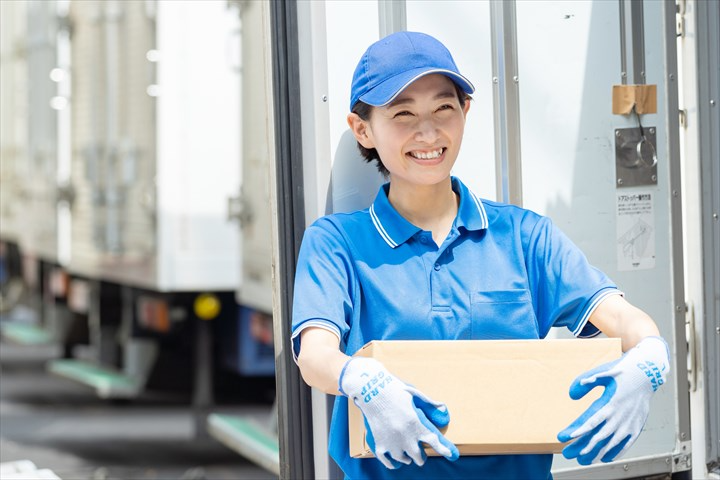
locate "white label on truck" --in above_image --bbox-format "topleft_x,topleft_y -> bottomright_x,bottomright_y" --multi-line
616,192 -> 656,271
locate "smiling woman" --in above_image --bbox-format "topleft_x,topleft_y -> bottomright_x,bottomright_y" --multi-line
291,30 -> 670,480
347,74 -> 471,244
349,78 -> 472,179
351,75 -> 469,179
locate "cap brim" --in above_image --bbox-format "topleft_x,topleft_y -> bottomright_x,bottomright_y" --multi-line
358,68 -> 475,107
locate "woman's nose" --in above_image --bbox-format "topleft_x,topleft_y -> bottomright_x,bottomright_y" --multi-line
414,118 -> 439,143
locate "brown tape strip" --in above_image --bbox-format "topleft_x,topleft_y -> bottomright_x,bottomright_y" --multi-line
612,84 -> 657,115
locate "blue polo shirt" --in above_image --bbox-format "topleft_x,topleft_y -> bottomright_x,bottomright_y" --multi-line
292,177 -> 620,480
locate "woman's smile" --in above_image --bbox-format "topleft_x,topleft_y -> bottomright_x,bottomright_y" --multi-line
407,147 -> 446,161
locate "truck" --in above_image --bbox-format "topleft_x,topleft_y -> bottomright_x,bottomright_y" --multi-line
0,0 -> 275,446
265,1 -> 718,479
1,1 -> 717,479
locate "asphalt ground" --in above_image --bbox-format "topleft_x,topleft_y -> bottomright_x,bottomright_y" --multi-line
0,308 -> 277,480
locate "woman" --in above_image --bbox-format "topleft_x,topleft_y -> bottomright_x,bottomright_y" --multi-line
291,31 -> 670,480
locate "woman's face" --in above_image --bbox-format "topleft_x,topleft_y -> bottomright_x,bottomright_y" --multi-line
352,74 -> 470,189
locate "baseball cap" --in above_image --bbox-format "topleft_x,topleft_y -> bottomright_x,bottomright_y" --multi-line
349,31 -> 475,111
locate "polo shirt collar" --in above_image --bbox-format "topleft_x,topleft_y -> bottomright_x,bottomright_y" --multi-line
370,176 -> 489,249
452,176 -> 490,232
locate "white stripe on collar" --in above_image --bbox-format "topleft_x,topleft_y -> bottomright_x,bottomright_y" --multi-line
469,191 -> 489,229
370,204 -> 398,248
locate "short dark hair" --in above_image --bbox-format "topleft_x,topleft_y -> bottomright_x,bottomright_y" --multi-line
351,82 -> 471,177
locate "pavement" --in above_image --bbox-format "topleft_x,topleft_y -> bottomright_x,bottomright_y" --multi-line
0,309 -> 277,480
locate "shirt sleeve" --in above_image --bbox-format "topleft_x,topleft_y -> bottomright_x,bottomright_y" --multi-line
291,217 -> 356,361
291,320 -> 343,364
523,215 -> 621,338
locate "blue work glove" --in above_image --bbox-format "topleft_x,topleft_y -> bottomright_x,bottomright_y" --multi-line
558,336 -> 670,465
339,357 -> 460,469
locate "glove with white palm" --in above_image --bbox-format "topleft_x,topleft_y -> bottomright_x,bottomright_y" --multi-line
558,336 -> 670,465
339,357 -> 459,469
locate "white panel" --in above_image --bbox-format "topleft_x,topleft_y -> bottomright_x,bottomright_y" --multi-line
22,0 -> 60,260
514,0 -> 678,470
115,0 -> 157,260
406,0 -> 496,200
325,0 -> 385,215
68,0 -> 157,275
156,0 -> 241,291
237,0 -> 273,312
0,0 -> 28,243
517,1 -> 599,216
298,0 -> 332,222
69,0 -> 105,268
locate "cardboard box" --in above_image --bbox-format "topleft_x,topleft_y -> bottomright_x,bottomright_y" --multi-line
348,339 -> 622,457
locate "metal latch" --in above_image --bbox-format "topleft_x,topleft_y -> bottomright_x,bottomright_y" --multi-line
227,193 -> 253,227
615,126 -> 658,187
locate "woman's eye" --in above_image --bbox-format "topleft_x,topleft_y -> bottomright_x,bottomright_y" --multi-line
393,110 -> 412,118
437,104 -> 454,112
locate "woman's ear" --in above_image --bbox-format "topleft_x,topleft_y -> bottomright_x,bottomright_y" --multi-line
347,113 -> 374,149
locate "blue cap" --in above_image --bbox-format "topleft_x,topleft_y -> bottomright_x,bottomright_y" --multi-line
349,31 -> 475,111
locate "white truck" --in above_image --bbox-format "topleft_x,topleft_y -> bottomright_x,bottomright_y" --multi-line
1,1 -> 717,479
0,0 -> 274,431
264,1 -> 718,479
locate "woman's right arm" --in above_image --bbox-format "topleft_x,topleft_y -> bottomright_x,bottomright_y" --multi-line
297,326 -> 351,395
299,325 -> 460,467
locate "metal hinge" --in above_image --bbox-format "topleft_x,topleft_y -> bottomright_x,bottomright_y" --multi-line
679,109 -> 688,128
676,16 -> 685,38
676,0 -> 686,37
673,441 -> 692,472
677,0 -> 686,15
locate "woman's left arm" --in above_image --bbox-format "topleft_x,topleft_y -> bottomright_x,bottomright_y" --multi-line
558,293 -> 671,465
588,294 -> 660,351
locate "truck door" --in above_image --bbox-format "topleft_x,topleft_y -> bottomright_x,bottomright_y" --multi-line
678,0 -> 720,476
271,1 -> 698,478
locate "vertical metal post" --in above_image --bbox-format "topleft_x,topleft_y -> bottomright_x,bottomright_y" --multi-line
619,0 -> 628,84
295,0 -> 343,477
630,0 -> 646,84
378,0 -> 406,38
695,0 -> 720,467
662,0 -> 692,460
269,1 -> 315,479
56,0 -> 72,267
87,279 -> 102,362
619,0 -> 646,84
103,0 -> 121,253
490,0 -> 523,206
193,314 -> 213,440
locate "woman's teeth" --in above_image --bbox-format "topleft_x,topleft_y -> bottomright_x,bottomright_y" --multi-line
410,148 -> 443,159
